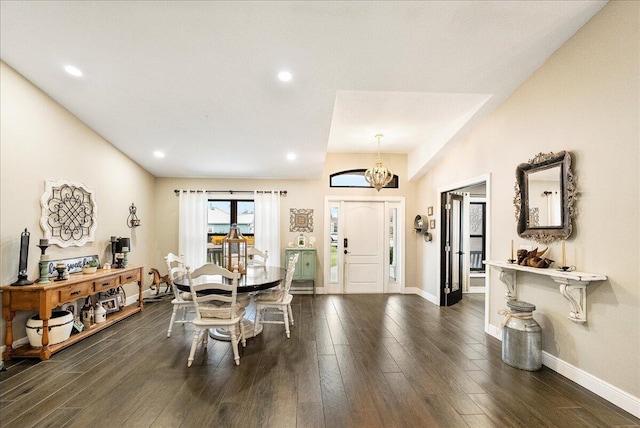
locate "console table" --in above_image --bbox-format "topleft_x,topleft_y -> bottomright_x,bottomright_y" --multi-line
485,261 -> 607,323
1,265 -> 144,360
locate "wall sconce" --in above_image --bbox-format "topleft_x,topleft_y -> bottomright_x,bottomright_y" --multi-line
127,203 -> 141,228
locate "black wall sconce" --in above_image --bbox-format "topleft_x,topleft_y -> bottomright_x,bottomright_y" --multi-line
127,203 -> 141,228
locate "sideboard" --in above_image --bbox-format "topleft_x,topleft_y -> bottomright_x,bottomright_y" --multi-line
1,265 -> 144,360
285,248 -> 317,296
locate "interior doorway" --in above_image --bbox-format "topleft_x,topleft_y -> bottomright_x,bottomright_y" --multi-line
438,177 -> 489,319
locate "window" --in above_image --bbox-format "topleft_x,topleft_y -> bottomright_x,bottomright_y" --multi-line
330,169 -> 399,189
469,202 -> 486,272
207,199 -> 255,242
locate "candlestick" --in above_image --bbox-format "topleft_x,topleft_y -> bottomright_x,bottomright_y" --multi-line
562,240 -> 566,267
510,240 -> 514,260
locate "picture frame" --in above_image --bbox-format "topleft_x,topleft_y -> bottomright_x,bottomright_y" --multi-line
430,219 -> 436,230
99,297 -> 119,314
60,300 -> 78,318
427,206 -> 434,216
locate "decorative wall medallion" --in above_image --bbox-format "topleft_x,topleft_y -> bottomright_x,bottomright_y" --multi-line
40,179 -> 98,247
469,204 -> 484,235
289,208 -> 314,232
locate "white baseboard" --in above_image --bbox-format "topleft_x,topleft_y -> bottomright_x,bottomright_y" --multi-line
406,287 -> 438,305
542,351 -> 640,418
486,322 -> 639,419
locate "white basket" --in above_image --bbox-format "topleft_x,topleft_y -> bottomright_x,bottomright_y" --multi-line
26,311 -> 74,348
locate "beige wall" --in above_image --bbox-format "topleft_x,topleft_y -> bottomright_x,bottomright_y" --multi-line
153,152 -> 418,291
0,62 -> 156,347
415,1 -> 639,397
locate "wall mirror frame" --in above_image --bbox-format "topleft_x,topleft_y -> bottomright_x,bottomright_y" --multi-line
514,151 -> 576,244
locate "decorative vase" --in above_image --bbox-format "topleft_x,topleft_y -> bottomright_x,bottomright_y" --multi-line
94,302 -> 107,323
26,311 -> 74,347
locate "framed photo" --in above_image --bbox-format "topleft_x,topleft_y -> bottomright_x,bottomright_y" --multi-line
99,297 -> 119,314
429,219 -> 436,230
427,206 -> 433,216
60,301 -> 78,318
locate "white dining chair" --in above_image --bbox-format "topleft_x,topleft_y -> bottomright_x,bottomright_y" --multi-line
164,253 -> 194,337
247,247 -> 269,268
254,253 -> 298,338
186,263 -> 246,366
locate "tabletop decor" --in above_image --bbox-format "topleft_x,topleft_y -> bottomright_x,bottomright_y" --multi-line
40,179 -> 97,247
223,223 -> 248,274
82,260 -> 98,274
516,247 -> 554,269
11,228 -> 34,286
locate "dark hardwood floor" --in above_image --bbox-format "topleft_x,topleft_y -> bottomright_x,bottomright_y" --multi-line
1,293 -> 638,427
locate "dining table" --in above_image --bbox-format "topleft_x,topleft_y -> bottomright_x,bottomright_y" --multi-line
173,265 -> 286,340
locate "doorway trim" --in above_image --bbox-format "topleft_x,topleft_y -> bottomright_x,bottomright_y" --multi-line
436,173 -> 491,333
324,195 -> 406,294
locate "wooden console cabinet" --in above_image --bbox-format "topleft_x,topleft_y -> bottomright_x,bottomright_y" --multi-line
1,265 -> 144,360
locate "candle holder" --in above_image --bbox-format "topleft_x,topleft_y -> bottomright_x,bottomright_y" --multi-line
38,256 -> 51,284
111,236 -> 119,266
11,229 -> 34,286
122,247 -> 129,268
55,264 -> 68,281
507,259 -> 516,264
559,265 -> 576,272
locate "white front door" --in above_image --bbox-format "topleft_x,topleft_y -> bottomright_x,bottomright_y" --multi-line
343,201 -> 384,293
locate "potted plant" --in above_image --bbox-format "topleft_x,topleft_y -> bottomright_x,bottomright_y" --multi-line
82,260 -> 99,274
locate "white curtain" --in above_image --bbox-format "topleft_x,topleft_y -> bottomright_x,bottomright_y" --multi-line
254,191 -> 281,267
178,191 -> 207,270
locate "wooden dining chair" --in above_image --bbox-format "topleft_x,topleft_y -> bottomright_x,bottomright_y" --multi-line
254,253 -> 298,338
164,253 -> 194,337
247,247 -> 269,268
186,263 -> 246,366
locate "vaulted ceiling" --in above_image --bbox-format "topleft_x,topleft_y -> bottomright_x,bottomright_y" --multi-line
0,1 -> 607,180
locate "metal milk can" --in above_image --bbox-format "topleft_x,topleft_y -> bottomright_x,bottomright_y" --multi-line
500,300 -> 542,371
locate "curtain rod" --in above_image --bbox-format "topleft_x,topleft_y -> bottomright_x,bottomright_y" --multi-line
174,189 -> 287,196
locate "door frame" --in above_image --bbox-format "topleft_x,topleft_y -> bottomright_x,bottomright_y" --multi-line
436,174 -> 491,332
324,195 -> 406,294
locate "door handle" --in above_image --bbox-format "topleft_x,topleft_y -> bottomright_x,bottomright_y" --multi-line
344,249 -> 350,255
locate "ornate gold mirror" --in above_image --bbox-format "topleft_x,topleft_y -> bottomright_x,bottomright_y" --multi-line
514,151 -> 576,244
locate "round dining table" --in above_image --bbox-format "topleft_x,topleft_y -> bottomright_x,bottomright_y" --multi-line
173,265 -> 286,340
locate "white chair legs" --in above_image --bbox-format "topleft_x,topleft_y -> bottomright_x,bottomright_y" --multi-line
167,304 -> 190,337
187,322 -> 246,367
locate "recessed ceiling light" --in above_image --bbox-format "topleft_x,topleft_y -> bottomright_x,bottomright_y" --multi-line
64,65 -> 83,77
153,151 -> 165,158
278,71 -> 292,82
286,153 -> 296,161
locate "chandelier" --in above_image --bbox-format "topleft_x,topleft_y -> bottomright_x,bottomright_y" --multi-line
364,134 -> 393,191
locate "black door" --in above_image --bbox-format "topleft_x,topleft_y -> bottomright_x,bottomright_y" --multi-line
440,192 -> 463,306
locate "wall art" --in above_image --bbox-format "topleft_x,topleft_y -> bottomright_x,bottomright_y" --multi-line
289,208 -> 313,233
40,179 -> 97,247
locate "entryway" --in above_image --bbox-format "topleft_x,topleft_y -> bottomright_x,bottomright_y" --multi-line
325,196 -> 405,294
